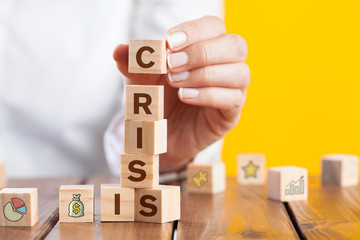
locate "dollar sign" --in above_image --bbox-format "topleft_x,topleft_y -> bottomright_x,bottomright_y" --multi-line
73,203 -> 80,214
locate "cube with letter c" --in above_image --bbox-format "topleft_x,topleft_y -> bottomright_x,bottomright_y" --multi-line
128,39 -> 167,74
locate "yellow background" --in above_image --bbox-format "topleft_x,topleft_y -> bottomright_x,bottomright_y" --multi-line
223,0 -> 360,175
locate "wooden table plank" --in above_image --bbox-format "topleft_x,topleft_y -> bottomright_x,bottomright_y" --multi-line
288,176 -> 360,239
45,176 -> 175,240
0,177 -> 85,240
176,177 -> 299,240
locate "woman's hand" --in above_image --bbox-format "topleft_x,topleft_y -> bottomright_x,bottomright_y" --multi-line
113,16 -> 249,173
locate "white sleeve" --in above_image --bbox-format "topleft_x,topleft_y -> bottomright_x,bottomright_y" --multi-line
103,82 -> 126,176
129,0 -> 224,39
104,0 -> 224,177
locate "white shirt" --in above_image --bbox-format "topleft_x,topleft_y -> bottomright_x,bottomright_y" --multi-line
0,0 -> 223,178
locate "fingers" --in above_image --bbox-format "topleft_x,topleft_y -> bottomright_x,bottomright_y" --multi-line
166,16 -> 249,116
114,14 -> 249,98
167,16 -> 226,51
167,34 -> 248,73
178,87 -> 245,112
167,62 -> 250,89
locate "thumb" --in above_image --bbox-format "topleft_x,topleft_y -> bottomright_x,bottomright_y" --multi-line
113,44 -> 163,85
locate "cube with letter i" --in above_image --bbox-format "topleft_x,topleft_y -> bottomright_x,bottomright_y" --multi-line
128,39 -> 167,74
267,166 -> 308,202
187,162 -> 226,194
124,119 -> 167,155
101,184 -> 134,222
321,154 -> 359,186
0,188 -> 38,226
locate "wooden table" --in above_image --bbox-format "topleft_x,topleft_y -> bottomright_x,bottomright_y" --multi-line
0,176 -> 359,239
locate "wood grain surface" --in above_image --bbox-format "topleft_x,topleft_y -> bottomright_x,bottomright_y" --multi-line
0,177 -> 84,240
45,176 -> 175,240
1,176 -> 359,239
289,176 -> 360,239
177,177 -> 299,240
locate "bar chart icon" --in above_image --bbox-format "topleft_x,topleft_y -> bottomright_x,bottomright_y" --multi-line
285,176 -> 305,196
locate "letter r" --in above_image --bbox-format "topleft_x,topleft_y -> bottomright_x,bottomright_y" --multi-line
134,93 -> 152,115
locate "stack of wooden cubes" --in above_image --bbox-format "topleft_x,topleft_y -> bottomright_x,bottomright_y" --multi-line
119,84 -> 180,223
119,39 -> 180,223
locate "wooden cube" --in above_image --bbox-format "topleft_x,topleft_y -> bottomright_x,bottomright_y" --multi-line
125,85 -> 164,121
59,185 -> 94,223
237,153 -> 266,185
121,154 -> 159,189
0,162 -> 6,189
128,39 -> 167,74
321,154 -> 359,186
100,184 -> 134,222
125,119 -> 167,155
0,188 -> 38,226
267,166 -> 308,202
135,185 -> 180,223
187,162 -> 226,194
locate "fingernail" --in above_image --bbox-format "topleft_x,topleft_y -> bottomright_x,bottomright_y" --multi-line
167,52 -> 188,69
179,88 -> 199,99
167,31 -> 187,49
168,71 -> 189,83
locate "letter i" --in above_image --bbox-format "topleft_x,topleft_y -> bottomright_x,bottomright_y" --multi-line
114,194 -> 120,215
137,127 -> 142,149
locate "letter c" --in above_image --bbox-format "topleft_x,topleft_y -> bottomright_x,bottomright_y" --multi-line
136,46 -> 155,68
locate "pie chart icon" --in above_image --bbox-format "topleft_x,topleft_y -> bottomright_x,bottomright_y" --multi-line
3,198 -> 27,222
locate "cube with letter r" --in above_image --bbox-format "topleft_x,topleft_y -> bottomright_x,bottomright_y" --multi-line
125,85 -> 164,121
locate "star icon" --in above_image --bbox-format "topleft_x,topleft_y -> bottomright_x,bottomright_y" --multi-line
242,160 -> 259,178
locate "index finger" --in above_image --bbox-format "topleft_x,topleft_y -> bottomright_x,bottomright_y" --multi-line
166,16 -> 226,52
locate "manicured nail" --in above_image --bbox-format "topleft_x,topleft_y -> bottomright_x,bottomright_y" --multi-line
167,52 -> 188,69
168,71 -> 189,83
167,31 -> 187,49
179,88 -> 199,99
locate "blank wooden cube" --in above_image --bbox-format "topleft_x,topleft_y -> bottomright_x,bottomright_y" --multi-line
187,162 -> 226,194
125,85 -> 164,121
121,154 -> 159,189
321,154 -> 359,186
135,185 -> 180,223
237,153 -> 266,185
128,39 -> 166,74
100,184 -> 134,222
125,119 -> 167,155
59,185 -> 94,223
267,166 -> 308,202
0,188 -> 38,226
0,162 -> 6,189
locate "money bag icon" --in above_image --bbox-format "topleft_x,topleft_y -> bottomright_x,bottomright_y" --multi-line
68,194 -> 84,217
